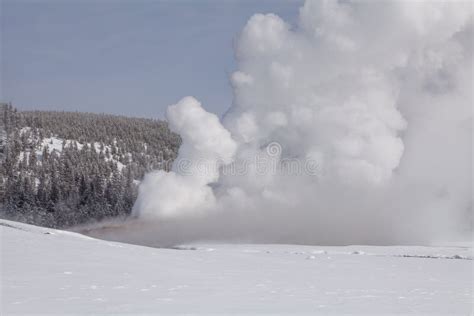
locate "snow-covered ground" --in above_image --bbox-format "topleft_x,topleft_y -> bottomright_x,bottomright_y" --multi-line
1,219 -> 472,315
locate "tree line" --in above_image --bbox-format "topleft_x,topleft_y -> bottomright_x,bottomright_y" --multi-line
0,103 -> 180,228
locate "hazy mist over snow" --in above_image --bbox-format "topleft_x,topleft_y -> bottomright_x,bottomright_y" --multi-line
130,0 -> 473,246
3,219 -> 473,314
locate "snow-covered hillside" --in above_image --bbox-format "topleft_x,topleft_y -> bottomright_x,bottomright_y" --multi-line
19,127 -> 129,171
1,219 -> 472,315
1,104 -> 180,229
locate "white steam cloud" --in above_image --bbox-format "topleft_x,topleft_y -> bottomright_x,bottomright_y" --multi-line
133,96 -> 237,218
129,0 -> 472,246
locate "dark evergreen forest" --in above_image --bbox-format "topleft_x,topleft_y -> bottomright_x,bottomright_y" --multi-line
0,103 -> 180,228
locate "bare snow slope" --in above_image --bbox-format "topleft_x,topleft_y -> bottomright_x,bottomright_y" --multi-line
1,220 -> 472,315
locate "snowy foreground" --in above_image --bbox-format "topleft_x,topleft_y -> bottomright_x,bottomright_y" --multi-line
1,220 -> 472,315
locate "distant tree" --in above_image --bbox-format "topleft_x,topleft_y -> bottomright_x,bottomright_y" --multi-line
29,149 -> 37,169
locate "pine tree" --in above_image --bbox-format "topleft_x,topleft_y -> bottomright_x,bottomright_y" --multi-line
29,149 -> 37,170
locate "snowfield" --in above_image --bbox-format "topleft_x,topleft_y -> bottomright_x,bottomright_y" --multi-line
1,219 -> 472,315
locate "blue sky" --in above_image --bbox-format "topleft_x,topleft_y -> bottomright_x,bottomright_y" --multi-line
1,0 -> 302,119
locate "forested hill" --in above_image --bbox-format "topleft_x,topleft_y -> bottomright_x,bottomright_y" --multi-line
0,103 -> 181,228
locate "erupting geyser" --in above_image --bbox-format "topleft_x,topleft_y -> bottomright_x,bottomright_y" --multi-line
132,0 -> 473,245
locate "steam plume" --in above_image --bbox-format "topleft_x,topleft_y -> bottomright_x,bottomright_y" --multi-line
129,0 -> 473,245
